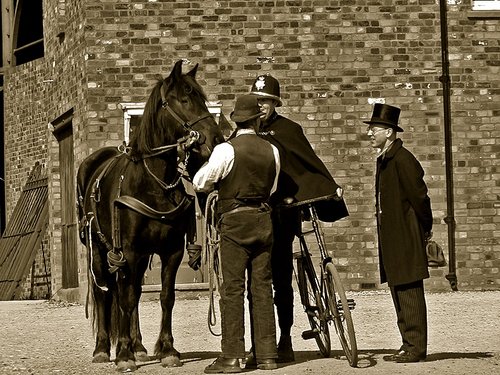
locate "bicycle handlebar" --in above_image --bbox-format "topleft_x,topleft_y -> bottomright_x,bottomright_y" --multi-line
277,193 -> 341,208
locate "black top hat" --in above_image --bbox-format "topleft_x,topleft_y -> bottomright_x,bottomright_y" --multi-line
363,103 -> 404,132
230,95 -> 262,123
249,74 -> 282,107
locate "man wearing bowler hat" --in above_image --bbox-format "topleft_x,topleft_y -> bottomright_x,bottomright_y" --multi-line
247,74 -> 349,364
364,103 -> 433,363
194,95 -> 280,373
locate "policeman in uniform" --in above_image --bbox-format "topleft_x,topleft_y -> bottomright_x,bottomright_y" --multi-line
248,74 -> 349,362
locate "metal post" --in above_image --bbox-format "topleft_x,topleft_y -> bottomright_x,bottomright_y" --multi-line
1,0 -> 13,66
438,0 -> 458,291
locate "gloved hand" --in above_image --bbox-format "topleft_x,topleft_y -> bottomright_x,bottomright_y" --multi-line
334,187 -> 344,201
187,243 -> 202,271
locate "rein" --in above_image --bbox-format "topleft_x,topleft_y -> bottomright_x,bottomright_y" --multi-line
140,130 -> 200,191
203,191 -> 223,336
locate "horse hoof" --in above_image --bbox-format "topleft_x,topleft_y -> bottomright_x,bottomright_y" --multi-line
92,352 -> 110,363
161,355 -> 182,367
135,351 -> 149,362
116,360 -> 137,372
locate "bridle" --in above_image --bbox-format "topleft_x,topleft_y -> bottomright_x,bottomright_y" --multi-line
135,82 -> 215,159
160,81 -> 214,148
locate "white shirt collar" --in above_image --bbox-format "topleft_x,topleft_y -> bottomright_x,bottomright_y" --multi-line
235,128 -> 256,136
378,139 -> 395,156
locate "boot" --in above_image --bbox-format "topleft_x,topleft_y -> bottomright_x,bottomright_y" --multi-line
277,336 -> 295,363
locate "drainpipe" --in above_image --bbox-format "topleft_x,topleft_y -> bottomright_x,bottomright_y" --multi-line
438,0 -> 458,291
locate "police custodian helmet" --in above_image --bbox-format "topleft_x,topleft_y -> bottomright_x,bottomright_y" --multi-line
249,74 -> 283,107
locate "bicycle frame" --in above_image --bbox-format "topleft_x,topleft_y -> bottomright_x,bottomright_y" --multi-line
293,203 -> 358,367
295,205 -> 334,330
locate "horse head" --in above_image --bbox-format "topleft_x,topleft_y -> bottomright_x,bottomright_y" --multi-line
130,60 -> 223,178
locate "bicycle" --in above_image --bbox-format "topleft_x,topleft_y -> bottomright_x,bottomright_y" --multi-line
282,194 -> 358,367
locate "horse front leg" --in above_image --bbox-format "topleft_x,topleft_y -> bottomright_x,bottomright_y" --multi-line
131,306 -> 149,362
115,268 -> 139,372
155,248 -> 184,367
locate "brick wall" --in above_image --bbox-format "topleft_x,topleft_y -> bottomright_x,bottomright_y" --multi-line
3,0 -> 499,299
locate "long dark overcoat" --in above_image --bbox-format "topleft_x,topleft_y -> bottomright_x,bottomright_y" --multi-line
258,113 -> 349,222
376,138 -> 433,286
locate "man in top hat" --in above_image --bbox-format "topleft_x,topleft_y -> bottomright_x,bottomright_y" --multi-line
364,103 -> 433,363
194,95 -> 280,373
247,74 -> 349,363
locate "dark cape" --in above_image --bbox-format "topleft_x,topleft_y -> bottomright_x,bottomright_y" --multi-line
257,113 -> 349,222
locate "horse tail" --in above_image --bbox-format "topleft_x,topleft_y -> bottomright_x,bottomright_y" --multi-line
88,268 -> 120,345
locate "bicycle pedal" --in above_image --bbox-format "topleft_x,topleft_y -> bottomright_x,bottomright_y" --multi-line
337,299 -> 356,311
301,329 -> 318,340
305,306 -> 319,317
347,299 -> 356,310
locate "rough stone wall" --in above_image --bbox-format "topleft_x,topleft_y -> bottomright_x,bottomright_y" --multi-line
3,0 -> 499,299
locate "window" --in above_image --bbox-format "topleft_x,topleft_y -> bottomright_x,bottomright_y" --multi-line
473,0 -> 500,10
1,0 -> 44,66
469,0 -> 500,18
120,103 -> 145,145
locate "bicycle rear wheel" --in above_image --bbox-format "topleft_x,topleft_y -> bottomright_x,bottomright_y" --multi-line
296,253 -> 331,357
324,262 -> 358,367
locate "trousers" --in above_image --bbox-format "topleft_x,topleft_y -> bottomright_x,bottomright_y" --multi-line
390,280 -> 428,357
219,206 -> 277,360
270,206 -> 300,337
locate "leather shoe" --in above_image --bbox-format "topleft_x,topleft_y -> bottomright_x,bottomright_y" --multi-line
395,351 -> 426,363
383,350 -> 426,363
245,355 -> 277,370
257,359 -> 277,370
277,336 -> 295,363
244,352 -> 257,369
383,350 -> 406,362
204,357 -> 241,374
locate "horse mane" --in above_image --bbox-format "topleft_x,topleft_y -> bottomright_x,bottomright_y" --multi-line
129,69 -> 208,157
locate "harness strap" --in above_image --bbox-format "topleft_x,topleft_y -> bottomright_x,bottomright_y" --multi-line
114,194 -> 194,221
88,154 -> 129,274
91,154 -> 122,203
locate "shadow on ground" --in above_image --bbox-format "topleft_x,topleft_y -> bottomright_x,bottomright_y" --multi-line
112,348 -> 496,372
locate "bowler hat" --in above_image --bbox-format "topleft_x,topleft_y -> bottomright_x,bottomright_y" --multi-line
363,103 -> 404,132
249,74 -> 283,107
230,95 -> 262,123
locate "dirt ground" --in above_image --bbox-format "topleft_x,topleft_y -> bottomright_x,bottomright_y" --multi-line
1,289 -> 499,375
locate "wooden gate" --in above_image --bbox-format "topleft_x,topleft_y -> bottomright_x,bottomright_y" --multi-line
0,163 -> 49,300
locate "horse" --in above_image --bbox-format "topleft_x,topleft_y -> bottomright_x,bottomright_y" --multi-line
77,60 -> 224,372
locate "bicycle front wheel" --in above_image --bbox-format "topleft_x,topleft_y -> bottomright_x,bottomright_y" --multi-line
296,255 -> 331,357
325,262 -> 358,367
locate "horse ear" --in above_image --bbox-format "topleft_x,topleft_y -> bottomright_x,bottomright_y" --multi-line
170,60 -> 184,80
187,63 -> 199,78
